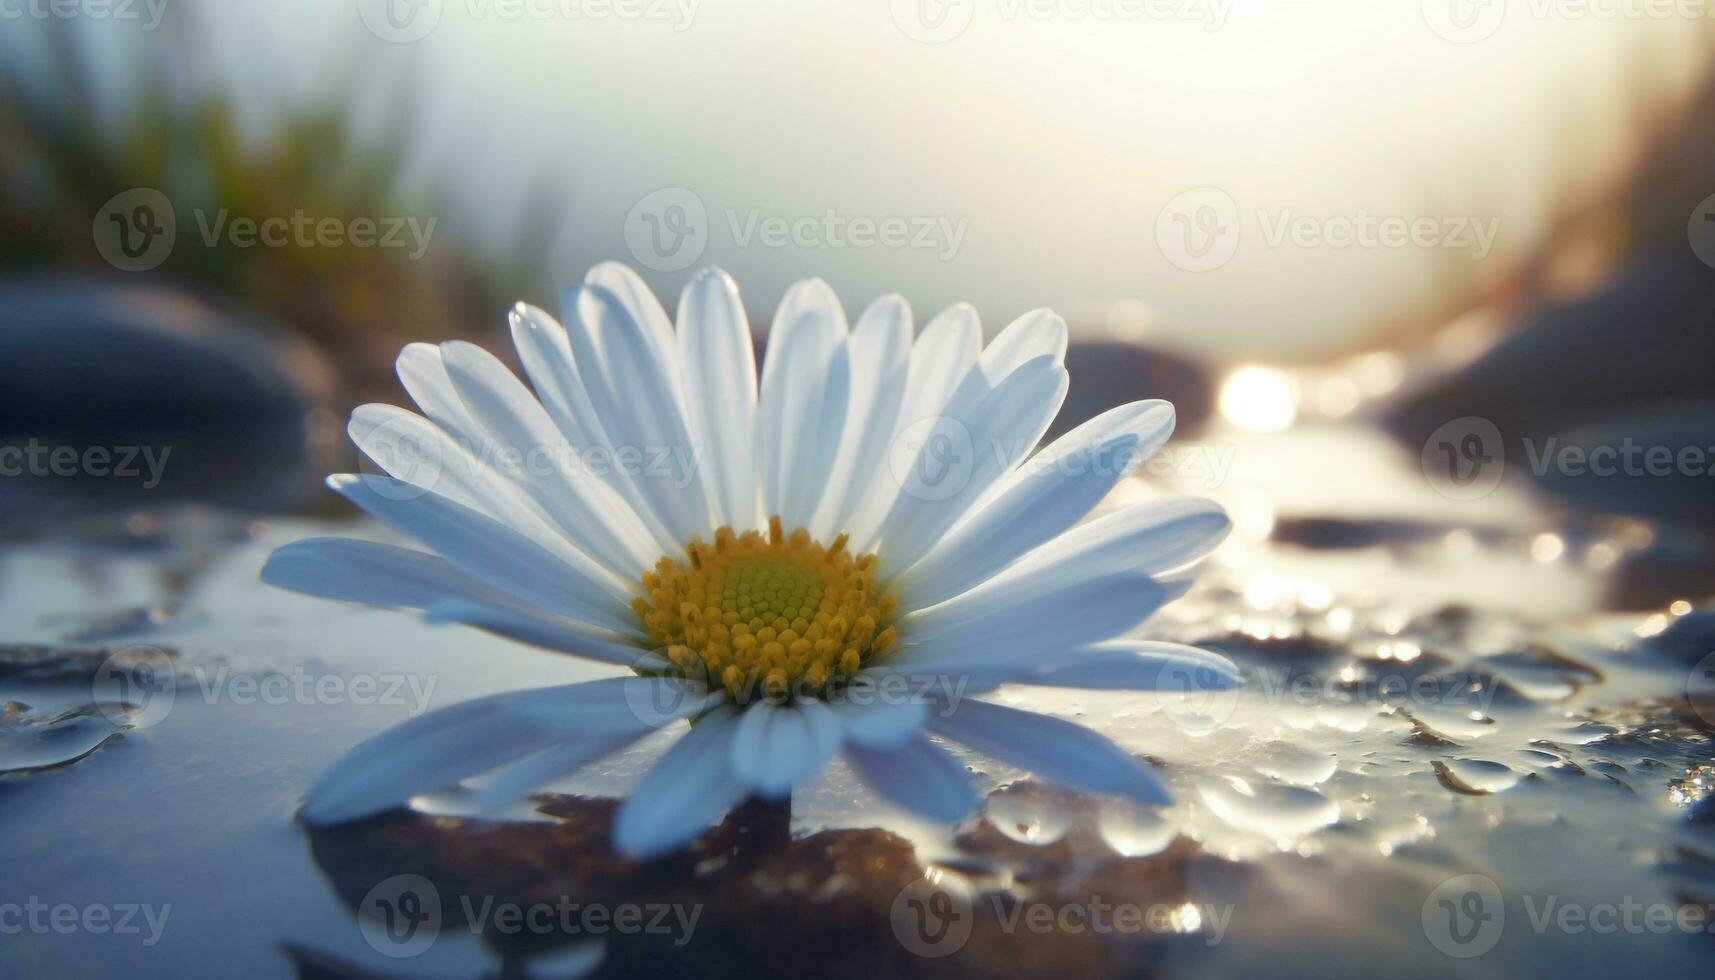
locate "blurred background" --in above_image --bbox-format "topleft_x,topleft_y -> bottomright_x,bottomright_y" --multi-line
3,0 -> 1714,536
7,5 -> 1715,977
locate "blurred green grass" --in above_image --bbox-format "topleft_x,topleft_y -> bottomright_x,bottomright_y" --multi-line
0,13 -> 556,399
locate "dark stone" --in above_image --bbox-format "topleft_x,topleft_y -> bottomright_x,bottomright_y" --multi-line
305,788 -> 1229,979
1271,517 -> 1459,551
1051,342 -> 1212,442
1689,793 -> 1715,823
1386,251 -> 1715,457
0,274 -> 337,517
1607,543 -> 1715,612
1524,403 -> 1715,525
1639,610 -> 1715,663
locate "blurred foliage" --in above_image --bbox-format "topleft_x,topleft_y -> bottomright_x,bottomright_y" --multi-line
0,16 -> 556,398
1513,36 -> 1715,304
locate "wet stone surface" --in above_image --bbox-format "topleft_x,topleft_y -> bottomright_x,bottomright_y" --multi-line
1,425 -> 1713,977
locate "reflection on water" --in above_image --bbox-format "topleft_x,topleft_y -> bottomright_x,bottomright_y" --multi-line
1,423 -> 1712,978
1218,367 -> 1299,433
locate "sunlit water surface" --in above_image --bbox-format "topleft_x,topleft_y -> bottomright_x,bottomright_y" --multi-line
2,425 -> 1712,977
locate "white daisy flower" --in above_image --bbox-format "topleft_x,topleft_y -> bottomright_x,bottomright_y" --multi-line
264,262 -> 1238,857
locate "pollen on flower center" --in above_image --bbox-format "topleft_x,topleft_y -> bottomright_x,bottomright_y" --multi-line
633,517 -> 899,702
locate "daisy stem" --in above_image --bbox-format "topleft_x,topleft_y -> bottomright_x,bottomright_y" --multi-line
728,795 -> 792,862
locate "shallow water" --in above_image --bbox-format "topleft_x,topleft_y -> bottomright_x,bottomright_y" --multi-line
2,425 -> 1712,978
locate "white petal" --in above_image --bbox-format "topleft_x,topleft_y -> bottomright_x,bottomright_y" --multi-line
978,308 -> 1069,376
512,675 -> 718,734
826,679 -> 929,749
395,342 -> 478,434
927,698 -> 1170,805
348,401 -> 647,592
348,404 -> 486,508
584,260 -> 680,373
422,600 -> 660,668
471,677 -> 714,812
327,474 -> 640,636
755,278 -> 850,530
677,267 -> 759,530
262,537 -> 508,610
301,678 -> 644,825
888,572 -> 1180,685
997,497 -> 1232,591
810,293 -> 912,541
846,303 -> 980,551
348,404 -> 585,551
613,704 -> 751,858
729,698 -> 843,798
467,740 -> 640,814
568,271 -> 711,545
891,400 -> 1176,609
509,304 -> 614,462
870,355 -> 1068,573
438,340 -> 661,578
846,734 -> 979,822
1028,640 -> 1243,691
937,308 -> 1068,429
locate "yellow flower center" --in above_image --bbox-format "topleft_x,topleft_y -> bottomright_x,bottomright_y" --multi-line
633,516 -> 899,702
